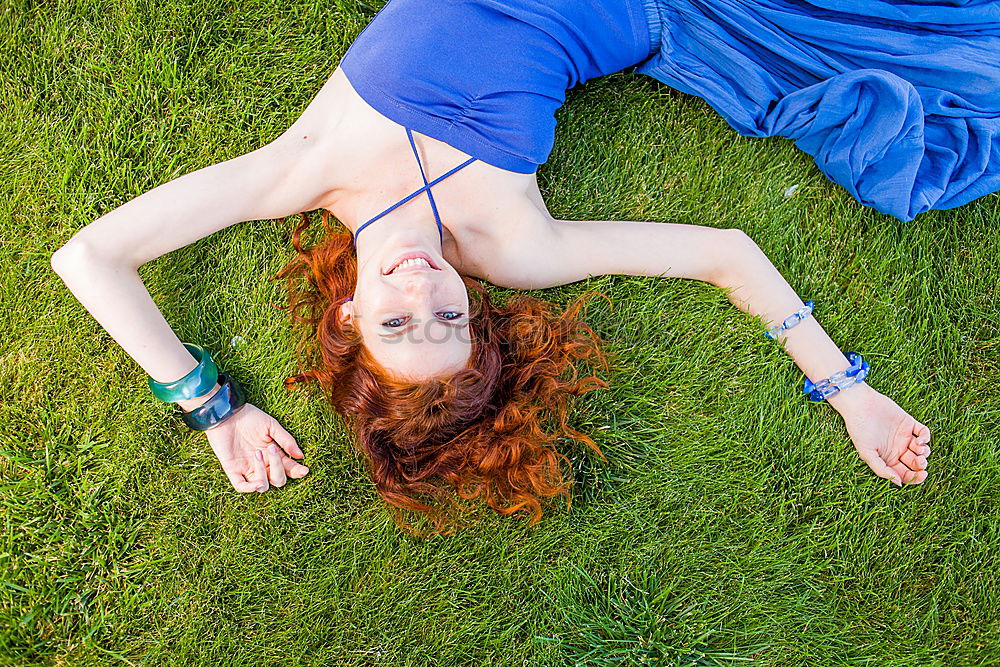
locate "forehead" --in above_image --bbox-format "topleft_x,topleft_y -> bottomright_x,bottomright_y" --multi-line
365,336 -> 472,380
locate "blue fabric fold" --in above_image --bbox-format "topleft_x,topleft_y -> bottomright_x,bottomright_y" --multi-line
634,0 -> 1000,221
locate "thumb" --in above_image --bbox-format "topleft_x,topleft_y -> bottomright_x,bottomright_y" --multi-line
269,420 -> 303,459
859,450 -> 903,487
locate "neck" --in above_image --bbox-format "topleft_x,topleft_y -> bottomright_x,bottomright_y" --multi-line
352,209 -> 443,271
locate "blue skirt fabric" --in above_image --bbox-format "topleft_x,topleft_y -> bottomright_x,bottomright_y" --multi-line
633,0 -> 1000,221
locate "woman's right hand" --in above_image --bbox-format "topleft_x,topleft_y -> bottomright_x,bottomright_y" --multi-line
832,384 -> 931,486
204,403 -> 310,492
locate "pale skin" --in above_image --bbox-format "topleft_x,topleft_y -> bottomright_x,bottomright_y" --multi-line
51,67 -> 931,493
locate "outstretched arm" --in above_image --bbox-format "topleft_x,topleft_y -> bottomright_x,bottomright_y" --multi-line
50,82 -> 342,491
483,213 -> 931,486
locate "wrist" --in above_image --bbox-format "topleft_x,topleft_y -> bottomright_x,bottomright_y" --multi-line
179,373 -> 248,431
175,382 -> 223,412
827,381 -> 876,415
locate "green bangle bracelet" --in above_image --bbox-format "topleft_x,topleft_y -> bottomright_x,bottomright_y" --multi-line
148,343 -> 220,403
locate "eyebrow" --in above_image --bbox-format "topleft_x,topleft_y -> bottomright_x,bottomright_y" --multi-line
376,319 -> 469,339
378,324 -> 416,339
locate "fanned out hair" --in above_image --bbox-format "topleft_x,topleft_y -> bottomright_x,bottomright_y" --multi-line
274,211 -> 608,534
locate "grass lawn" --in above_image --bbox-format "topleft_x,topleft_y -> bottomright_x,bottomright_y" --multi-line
3,1 -> 1000,664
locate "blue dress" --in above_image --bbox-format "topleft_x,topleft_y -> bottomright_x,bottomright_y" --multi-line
341,0 -> 1000,222
634,0 -> 1000,221
340,0 -> 655,173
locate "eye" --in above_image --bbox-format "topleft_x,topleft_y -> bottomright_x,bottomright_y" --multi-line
436,311 -> 463,321
382,316 -> 409,328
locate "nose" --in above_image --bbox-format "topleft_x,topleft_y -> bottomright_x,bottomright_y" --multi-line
397,273 -> 435,296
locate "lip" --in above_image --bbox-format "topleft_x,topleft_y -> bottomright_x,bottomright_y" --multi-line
382,251 -> 440,276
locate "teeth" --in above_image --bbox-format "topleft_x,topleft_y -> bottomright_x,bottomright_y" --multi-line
390,257 -> 432,273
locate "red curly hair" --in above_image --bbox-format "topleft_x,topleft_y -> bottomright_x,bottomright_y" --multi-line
275,211 -> 608,534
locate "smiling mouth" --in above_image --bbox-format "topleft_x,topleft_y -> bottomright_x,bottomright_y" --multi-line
383,252 -> 440,275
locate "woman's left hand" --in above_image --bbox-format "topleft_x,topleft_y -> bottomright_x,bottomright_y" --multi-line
204,402 -> 310,492
832,384 -> 932,486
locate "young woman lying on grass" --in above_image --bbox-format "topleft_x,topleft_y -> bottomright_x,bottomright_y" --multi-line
53,0 -> 1000,530
50,68 -> 933,527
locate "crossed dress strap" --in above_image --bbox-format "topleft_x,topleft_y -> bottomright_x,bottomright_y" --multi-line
353,127 -> 477,244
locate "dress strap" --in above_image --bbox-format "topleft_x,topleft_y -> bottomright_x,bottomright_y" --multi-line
353,128 -> 477,244
406,127 -> 446,244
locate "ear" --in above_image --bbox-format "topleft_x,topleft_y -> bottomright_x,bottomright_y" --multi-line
337,298 -> 356,330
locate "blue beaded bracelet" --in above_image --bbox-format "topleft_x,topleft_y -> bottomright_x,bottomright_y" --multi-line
765,301 -> 814,340
803,352 -> 870,402
181,373 -> 247,431
148,343 -> 219,403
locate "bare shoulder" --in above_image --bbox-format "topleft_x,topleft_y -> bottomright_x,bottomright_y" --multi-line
448,176 -> 558,285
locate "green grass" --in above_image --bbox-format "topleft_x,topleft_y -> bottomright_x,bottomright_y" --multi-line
2,0 -> 999,664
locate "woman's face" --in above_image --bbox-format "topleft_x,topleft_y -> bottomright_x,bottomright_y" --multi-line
345,232 -> 472,380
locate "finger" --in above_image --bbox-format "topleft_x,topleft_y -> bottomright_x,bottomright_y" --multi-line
224,469 -> 258,493
908,440 -> 931,457
253,449 -> 269,492
860,451 -> 902,487
282,455 -> 310,479
900,449 -> 928,471
270,422 -> 303,459
914,421 -> 931,446
266,444 -> 288,488
890,461 -> 923,486
890,461 -> 915,485
883,444 -> 903,466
